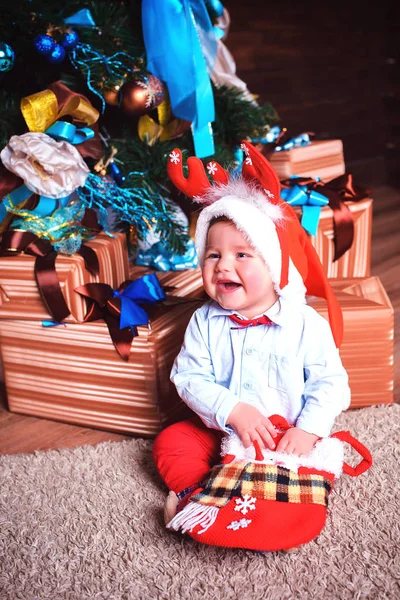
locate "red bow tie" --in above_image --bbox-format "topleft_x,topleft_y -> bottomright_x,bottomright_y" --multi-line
228,314 -> 274,328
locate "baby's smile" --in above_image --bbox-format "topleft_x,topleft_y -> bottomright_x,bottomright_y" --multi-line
216,280 -> 242,292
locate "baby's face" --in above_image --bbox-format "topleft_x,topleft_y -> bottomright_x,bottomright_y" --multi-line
202,221 -> 277,318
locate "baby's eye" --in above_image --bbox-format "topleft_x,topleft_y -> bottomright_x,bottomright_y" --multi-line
206,252 -> 220,259
237,252 -> 250,258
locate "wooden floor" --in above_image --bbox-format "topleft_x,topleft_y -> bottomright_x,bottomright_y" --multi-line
0,184 -> 399,455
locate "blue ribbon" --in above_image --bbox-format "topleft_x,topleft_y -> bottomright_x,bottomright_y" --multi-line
142,0 -> 216,158
281,178 -> 329,236
136,240 -> 199,271
45,121 -> 95,145
252,125 -> 312,152
64,9 -> 96,28
114,273 -> 166,329
205,0 -> 224,18
6,185 -> 71,218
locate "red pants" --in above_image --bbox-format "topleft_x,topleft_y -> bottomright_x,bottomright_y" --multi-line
153,417 -> 224,493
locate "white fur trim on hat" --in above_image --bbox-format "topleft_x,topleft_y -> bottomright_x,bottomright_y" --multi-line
195,182 -> 306,302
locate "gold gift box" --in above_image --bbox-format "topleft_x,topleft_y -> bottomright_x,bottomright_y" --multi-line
308,277 -> 394,407
0,268 -> 205,436
268,139 -> 345,182
0,232 -> 129,322
294,197 -> 373,279
0,300 -> 203,437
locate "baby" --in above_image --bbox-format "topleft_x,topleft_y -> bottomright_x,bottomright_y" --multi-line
153,142 -> 350,523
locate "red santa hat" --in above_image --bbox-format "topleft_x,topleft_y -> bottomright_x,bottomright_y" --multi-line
167,141 -> 344,347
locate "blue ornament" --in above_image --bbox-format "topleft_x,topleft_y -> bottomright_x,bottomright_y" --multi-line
48,44 -> 66,64
60,29 -> 79,51
33,34 -> 55,56
0,42 -> 15,72
110,162 -> 126,186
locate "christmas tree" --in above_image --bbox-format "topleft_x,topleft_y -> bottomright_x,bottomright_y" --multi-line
0,0 -> 277,267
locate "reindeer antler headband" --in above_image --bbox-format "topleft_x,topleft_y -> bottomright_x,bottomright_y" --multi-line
167,140 -> 344,348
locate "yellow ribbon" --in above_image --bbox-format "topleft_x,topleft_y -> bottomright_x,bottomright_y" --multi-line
138,91 -> 186,146
20,89 -> 99,133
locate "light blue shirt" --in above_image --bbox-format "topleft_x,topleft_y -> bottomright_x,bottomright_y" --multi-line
171,298 -> 350,438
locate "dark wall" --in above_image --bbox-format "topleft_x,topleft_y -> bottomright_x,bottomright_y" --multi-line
225,0 -> 399,187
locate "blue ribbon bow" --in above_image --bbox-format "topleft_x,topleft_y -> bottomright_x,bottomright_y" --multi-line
45,121 -> 95,145
280,178 -> 329,236
114,273 -> 166,330
252,125 -> 312,152
142,0 -> 217,158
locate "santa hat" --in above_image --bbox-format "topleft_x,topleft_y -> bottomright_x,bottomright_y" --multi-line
167,141 -> 344,347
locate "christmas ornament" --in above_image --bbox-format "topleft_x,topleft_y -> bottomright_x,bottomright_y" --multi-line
0,42 -> 15,72
120,76 -> 164,117
103,88 -> 120,106
48,44 -> 66,64
33,34 -> 56,56
60,29 -> 79,50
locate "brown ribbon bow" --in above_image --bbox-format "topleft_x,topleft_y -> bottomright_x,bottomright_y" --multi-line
75,282 -> 136,361
281,174 -> 370,261
0,230 -> 100,322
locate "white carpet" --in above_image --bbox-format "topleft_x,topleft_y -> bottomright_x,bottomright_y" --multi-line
0,404 -> 399,600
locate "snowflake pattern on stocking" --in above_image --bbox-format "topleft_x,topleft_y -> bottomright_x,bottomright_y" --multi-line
234,494 -> 257,515
240,143 -> 250,156
227,518 -> 252,531
245,157 -> 253,165
207,162 -> 218,175
169,151 -> 180,164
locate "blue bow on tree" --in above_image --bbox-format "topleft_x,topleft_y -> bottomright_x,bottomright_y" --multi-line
280,177 -> 329,236
142,0 -> 217,158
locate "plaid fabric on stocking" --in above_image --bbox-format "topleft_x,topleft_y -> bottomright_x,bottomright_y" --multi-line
167,415 -> 372,552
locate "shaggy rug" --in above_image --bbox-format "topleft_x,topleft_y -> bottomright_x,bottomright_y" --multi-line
0,404 -> 399,600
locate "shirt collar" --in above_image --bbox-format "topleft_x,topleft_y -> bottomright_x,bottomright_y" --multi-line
207,298 -> 292,327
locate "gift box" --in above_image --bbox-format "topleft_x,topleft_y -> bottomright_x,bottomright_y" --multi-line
129,264 -> 204,298
0,269 -> 205,436
0,232 -> 129,322
308,276 -> 394,407
268,139 -> 345,182
294,197 -> 373,279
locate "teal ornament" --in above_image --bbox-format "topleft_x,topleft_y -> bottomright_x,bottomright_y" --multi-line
61,29 -> 79,50
33,34 -> 55,56
48,44 -> 66,64
0,42 -> 15,72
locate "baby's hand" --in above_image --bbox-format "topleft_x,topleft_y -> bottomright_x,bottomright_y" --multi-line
276,427 -> 319,456
226,403 -> 277,450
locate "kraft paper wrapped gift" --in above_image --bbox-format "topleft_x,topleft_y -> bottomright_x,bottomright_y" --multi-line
294,197 -> 373,279
268,139 -> 345,182
0,232 -> 129,322
308,276 -> 394,408
0,269 -> 205,436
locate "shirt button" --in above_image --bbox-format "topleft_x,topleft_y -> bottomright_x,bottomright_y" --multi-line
246,348 -> 254,355
243,382 -> 252,390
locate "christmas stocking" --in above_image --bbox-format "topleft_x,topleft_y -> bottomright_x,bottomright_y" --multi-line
167,415 -> 372,551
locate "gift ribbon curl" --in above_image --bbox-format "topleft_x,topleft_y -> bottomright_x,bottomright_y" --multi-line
281,174 -> 370,261
0,229 -> 99,323
75,274 -> 166,361
280,178 -> 329,237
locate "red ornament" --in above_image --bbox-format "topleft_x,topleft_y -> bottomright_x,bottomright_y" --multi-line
120,75 -> 165,117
